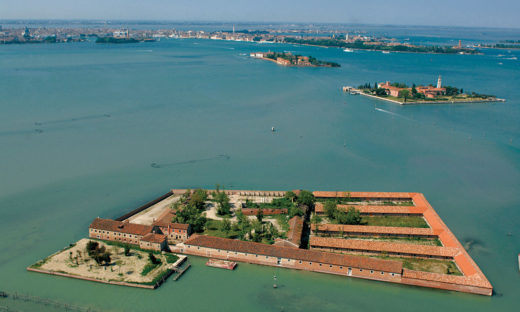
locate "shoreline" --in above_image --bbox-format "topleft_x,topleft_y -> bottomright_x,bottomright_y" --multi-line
286,42 -> 483,55
346,88 -> 505,105
255,56 -> 336,68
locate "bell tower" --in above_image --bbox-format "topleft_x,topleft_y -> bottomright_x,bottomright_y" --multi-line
437,75 -> 442,88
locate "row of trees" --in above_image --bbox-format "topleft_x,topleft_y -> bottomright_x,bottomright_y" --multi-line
322,201 -> 362,225
86,241 -> 111,265
172,189 -> 208,233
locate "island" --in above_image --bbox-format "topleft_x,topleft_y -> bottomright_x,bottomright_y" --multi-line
250,52 -> 340,67
344,76 -> 505,105
28,188 -> 492,296
284,37 -> 479,54
478,40 -> 520,50
95,37 -> 141,44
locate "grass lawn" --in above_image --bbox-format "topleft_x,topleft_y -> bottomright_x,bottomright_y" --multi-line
361,215 -> 429,228
316,198 -> 414,206
350,253 -> 462,275
274,214 -> 290,233
397,257 -> 462,275
320,235 -> 442,246
202,219 -> 241,239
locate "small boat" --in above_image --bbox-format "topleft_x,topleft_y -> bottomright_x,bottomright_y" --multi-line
206,259 -> 237,270
382,51 -> 390,54
271,126 -> 276,132
343,48 -> 354,53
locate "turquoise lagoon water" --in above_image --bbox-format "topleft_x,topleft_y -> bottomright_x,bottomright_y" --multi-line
0,35 -> 519,311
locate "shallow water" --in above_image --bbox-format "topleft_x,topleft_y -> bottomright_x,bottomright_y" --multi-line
0,31 -> 519,311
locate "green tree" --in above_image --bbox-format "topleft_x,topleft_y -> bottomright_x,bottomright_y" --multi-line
334,207 -> 361,225
375,88 -> 387,96
148,252 -> 161,265
173,204 -> 207,233
256,208 -> 264,222
323,201 -> 337,219
284,191 -> 297,202
288,206 -> 303,218
189,189 -> 208,211
345,207 -> 362,225
124,245 -> 131,256
400,89 -> 411,101
220,218 -> 232,234
212,186 -> 231,215
310,213 -> 323,235
297,190 -> 316,208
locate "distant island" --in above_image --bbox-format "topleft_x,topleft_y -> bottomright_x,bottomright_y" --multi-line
95,30 -> 156,44
250,52 -> 340,67
479,40 -> 520,50
344,76 -> 504,105
95,37 -> 140,44
284,37 -> 478,55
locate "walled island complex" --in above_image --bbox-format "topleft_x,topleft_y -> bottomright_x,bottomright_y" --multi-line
344,75 -> 504,105
28,188 -> 492,296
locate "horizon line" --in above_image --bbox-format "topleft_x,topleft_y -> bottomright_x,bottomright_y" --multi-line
1,18 -> 519,30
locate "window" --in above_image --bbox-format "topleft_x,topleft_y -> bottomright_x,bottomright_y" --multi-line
360,269 -> 363,272
299,260 -> 302,264
370,270 -> 374,274
330,265 -> 333,268
391,273 -> 395,277
381,272 -> 384,275
319,263 -> 322,267
309,262 -> 312,265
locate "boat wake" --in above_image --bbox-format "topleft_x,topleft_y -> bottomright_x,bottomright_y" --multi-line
35,114 -> 111,126
375,107 -> 411,120
151,154 -> 230,168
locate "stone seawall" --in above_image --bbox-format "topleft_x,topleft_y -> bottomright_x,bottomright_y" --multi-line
27,267 -> 157,289
171,243 -> 492,296
170,244 -> 402,284
116,191 -> 173,221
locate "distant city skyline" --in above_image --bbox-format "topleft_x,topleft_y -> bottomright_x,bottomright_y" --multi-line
0,0 -> 519,29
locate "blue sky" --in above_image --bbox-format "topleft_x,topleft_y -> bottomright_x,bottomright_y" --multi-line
1,0 -> 519,28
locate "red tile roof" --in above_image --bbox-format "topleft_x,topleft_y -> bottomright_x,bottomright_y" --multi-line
315,202 -> 423,215
153,209 -> 190,230
89,218 -> 153,236
313,191 -> 413,199
184,234 -> 402,273
310,237 -> 458,258
312,224 -> 434,236
141,233 -> 167,244
286,216 -> 304,246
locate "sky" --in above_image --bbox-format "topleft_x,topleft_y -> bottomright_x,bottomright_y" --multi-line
0,0 -> 519,29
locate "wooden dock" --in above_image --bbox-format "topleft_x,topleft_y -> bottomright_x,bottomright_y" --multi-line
172,263 -> 191,281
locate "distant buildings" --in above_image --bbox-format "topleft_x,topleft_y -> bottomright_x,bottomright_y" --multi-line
113,29 -> 129,39
378,76 -> 447,98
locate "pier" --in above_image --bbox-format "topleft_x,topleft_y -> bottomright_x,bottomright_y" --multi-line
172,263 -> 191,281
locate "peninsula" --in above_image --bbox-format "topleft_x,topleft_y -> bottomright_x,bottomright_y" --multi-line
28,188 -> 492,296
344,76 -> 505,105
250,52 -> 340,67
